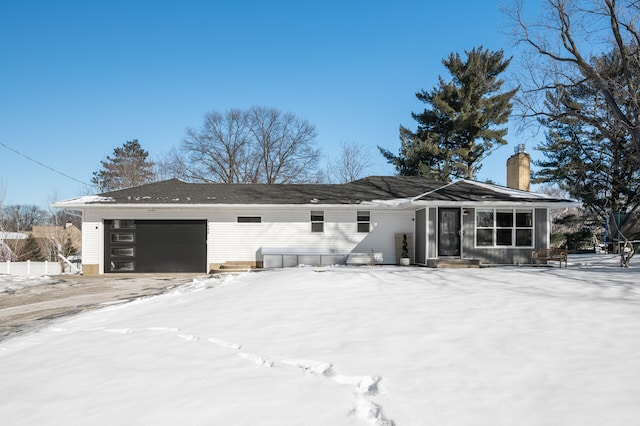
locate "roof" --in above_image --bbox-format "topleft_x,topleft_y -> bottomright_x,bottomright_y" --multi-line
54,176 -> 578,208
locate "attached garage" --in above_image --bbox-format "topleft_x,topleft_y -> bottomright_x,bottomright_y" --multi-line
104,219 -> 207,273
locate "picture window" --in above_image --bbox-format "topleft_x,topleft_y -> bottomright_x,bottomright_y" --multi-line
475,209 -> 533,248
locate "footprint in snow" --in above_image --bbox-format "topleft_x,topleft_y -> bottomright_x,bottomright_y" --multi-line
208,337 -> 242,350
238,352 -> 274,367
104,328 -> 134,334
350,398 -> 395,426
146,327 -> 181,332
177,334 -> 199,342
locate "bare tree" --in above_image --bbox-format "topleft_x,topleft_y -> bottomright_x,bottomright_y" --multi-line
155,147 -> 189,181
179,106 -> 320,184
247,106 -> 320,183
1,204 -> 47,232
326,142 -> 372,183
506,0 -> 640,166
179,109 -> 256,183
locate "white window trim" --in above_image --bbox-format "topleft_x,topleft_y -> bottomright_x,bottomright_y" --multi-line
310,210 -> 324,233
357,210 -> 370,233
475,208 -> 534,248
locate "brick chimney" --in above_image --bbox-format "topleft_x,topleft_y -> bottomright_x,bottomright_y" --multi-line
506,144 -> 530,191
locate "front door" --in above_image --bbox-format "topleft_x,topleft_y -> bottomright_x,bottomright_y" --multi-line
438,208 -> 461,257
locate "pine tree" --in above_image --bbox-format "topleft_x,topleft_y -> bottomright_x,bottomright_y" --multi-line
534,48 -> 640,219
92,140 -> 156,192
18,234 -> 45,261
380,47 -> 517,181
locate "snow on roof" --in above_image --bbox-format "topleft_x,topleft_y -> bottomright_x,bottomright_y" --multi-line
463,180 -> 571,200
54,195 -> 115,207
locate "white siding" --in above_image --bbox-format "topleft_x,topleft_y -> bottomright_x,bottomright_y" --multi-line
82,212 -> 103,268
82,206 -> 416,271
208,207 -> 415,265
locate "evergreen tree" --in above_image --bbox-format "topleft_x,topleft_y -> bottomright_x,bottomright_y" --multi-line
535,48 -> 640,220
380,47 -> 517,180
508,0 -> 640,170
92,140 -> 156,192
19,234 -> 45,261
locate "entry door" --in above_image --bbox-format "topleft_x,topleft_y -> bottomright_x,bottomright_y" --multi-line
438,208 -> 461,257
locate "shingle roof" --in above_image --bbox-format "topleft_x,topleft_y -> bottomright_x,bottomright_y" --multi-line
57,176 -> 574,206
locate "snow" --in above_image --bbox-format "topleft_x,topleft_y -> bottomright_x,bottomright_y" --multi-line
53,195 -> 115,206
1,256 -> 639,425
0,274 -> 58,293
463,179 -> 567,200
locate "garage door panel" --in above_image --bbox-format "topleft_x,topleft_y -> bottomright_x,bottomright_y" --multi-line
105,220 -> 206,273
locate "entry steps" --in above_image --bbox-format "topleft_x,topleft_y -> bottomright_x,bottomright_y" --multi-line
209,261 -> 256,274
426,258 -> 481,268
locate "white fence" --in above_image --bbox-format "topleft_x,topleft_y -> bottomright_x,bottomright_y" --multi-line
0,260 -> 62,276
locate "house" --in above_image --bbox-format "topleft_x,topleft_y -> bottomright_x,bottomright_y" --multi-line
53,151 -> 578,275
0,232 -> 28,262
31,222 -> 82,261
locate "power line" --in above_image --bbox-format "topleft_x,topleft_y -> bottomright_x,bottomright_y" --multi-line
0,140 -> 95,187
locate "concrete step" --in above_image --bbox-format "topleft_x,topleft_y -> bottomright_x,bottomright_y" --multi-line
426,258 -> 481,268
210,262 -> 255,274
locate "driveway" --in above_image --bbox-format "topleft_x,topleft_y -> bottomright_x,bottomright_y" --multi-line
0,274 -> 202,341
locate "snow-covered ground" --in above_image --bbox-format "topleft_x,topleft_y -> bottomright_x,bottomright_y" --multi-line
0,274 -> 59,293
1,255 -> 639,425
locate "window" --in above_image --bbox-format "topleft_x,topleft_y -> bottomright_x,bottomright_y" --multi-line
515,210 -> 533,246
357,211 -> 370,233
237,216 -> 261,223
111,233 -> 135,243
475,209 -> 533,247
111,247 -> 135,257
496,210 -> 514,246
112,219 -> 135,229
110,261 -> 135,272
311,210 -> 324,232
476,210 -> 494,246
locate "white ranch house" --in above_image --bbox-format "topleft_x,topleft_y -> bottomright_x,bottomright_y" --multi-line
55,158 -> 577,275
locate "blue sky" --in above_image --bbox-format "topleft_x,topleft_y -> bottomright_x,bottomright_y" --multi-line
0,0 -> 545,208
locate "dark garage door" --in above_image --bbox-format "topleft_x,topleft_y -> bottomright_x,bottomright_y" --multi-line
105,219 -> 207,273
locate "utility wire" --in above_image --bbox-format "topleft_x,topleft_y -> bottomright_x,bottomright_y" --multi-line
0,140 -> 95,187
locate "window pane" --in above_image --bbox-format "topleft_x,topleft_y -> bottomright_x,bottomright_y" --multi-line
496,229 -> 513,246
516,211 -> 533,227
357,222 -> 370,233
496,211 -> 513,227
111,233 -> 134,242
112,219 -> 135,229
311,222 -> 324,233
111,261 -> 135,271
477,211 -> 494,228
476,229 -> 493,246
516,229 -> 532,246
357,211 -> 370,222
310,211 -> 324,222
111,247 -> 135,257
237,216 -> 261,223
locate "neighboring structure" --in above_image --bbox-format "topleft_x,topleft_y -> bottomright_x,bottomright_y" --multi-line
506,144 -> 531,192
54,175 -> 578,275
0,232 -> 28,261
31,222 -> 82,261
